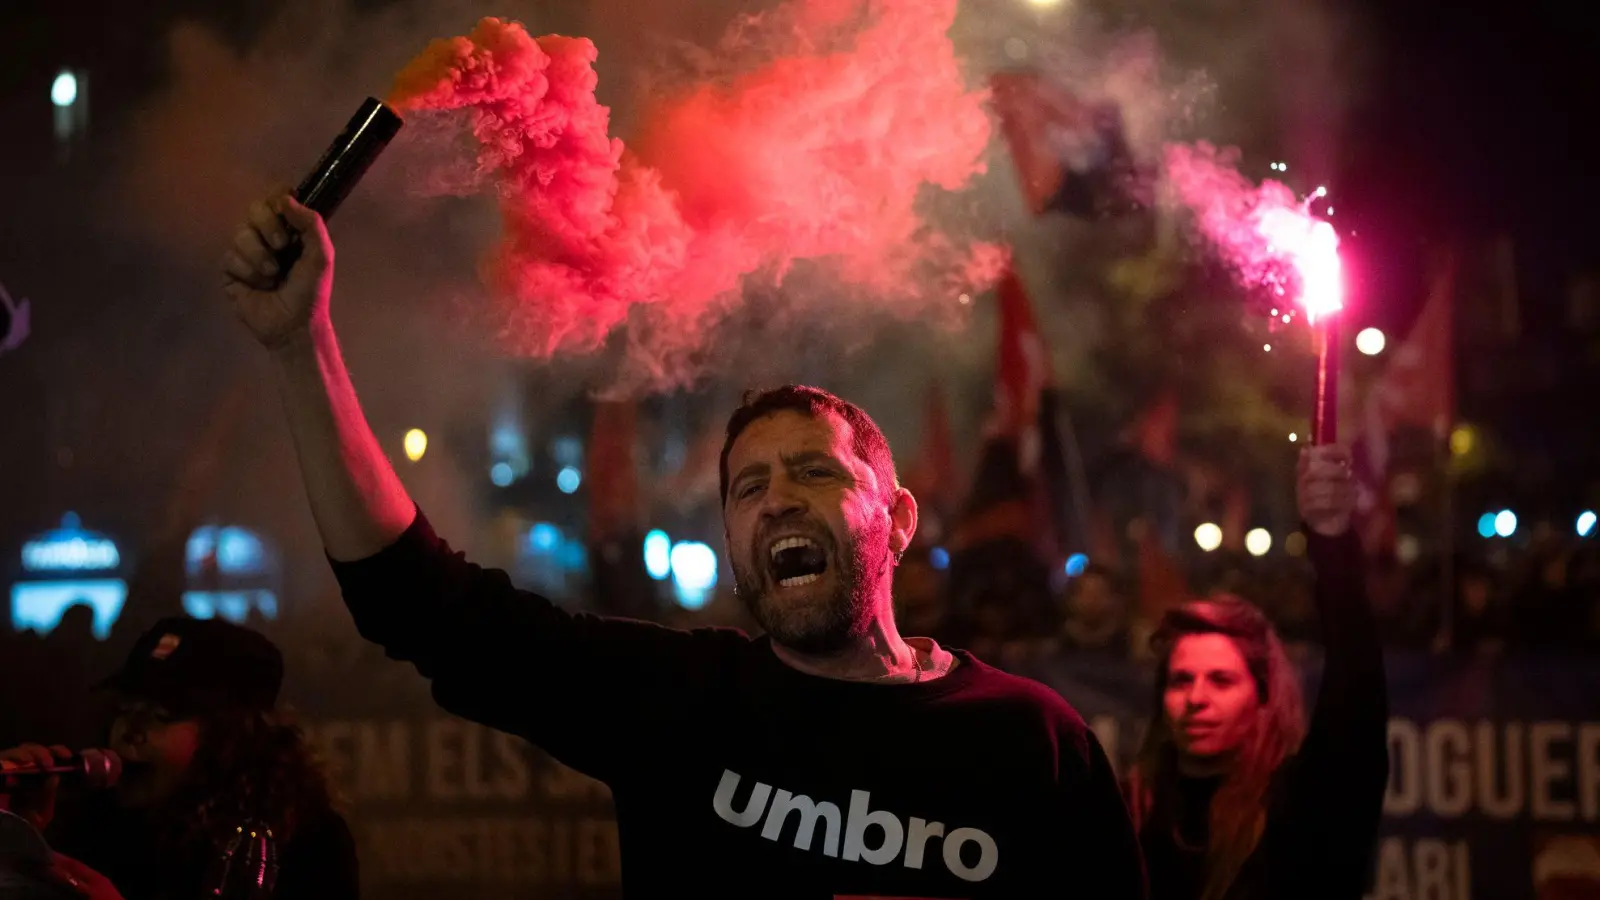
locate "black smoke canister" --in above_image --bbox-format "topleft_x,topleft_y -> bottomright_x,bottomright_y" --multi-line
273,97 -> 404,280
294,97 -> 404,217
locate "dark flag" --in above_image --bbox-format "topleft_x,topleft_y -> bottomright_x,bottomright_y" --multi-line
990,70 -> 1141,219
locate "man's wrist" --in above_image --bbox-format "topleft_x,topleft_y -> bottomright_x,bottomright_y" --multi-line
267,316 -> 335,365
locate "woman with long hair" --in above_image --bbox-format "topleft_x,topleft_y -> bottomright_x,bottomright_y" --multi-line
2,617 -> 357,899
1127,445 -> 1388,900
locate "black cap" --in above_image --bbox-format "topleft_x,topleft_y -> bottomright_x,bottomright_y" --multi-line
94,617 -> 283,716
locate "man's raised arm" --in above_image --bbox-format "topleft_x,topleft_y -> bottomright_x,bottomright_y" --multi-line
222,190 -> 414,561
220,190 -> 738,782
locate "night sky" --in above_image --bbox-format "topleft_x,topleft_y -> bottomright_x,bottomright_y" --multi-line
1338,0 -> 1598,330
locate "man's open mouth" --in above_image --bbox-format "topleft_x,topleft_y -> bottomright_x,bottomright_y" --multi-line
768,535 -> 829,588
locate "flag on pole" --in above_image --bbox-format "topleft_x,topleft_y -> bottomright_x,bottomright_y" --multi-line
903,382 -> 959,540
1348,248 -> 1456,557
952,267 -> 1070,565
990,70 -> 1139,218
1378,250 -> 1456,439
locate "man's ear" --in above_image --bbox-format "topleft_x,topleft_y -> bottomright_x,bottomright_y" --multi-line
889,487 -> 919,559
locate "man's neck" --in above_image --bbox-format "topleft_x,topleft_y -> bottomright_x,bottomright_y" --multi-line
771,615 -> 922,682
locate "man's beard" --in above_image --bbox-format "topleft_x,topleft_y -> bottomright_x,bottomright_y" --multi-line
732,519 -> 892,654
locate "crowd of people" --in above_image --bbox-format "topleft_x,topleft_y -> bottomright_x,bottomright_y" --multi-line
0,182 -> 1576,900
890,537 -> 1600,667
6,519 -> 1594,741
8,517 -> 1596,754
650,530 -> 1600,669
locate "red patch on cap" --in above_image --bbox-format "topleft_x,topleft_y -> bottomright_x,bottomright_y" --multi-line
151,634 -> 181,660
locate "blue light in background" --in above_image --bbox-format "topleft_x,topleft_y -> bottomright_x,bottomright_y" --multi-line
21,513 -> 120,573
517,522 -> 587,575
1477,513 -> 1497,539
928,547 -> 950,570
529,522 -> 562,552
1064,553 -> 1089,577
51,71 -> 77,108
490,462 -> 514,487
556,466 -> 582,494
491,421 -> 523,457
670,541 -> 718,609
11,580 -> 126,639
550,436 -> 583,468
186,526 -> 269,576
182,526 -> 279,622
182,590 -> 278,623
557,541 -> 588,571
1494,510 -> 1517,538
23,537 -> 119,572
490,418 -> 530,477
644,530 -> 672,580
217,529 -> 263,572
1578,511 -> 1596,538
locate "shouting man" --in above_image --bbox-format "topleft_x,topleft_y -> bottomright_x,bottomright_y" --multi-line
221,190 -> 1146,898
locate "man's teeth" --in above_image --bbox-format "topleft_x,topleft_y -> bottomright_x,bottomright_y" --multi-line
778,573 -> 821,588
769,536 -> 819,559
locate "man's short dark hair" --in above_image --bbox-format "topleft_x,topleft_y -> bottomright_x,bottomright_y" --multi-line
719,385 -> 899,507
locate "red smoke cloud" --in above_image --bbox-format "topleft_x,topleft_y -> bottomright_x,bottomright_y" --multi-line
387,0 -> 994,384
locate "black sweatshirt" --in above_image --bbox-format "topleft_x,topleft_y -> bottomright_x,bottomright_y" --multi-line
330,508 -> 1147,899
1139,530 -> 1389,900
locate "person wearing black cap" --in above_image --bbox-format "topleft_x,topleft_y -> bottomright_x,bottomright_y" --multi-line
0,617 -> 358,899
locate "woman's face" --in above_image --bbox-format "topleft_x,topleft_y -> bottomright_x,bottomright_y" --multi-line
1163,633 -> 1262,763
109,698 -> 202,808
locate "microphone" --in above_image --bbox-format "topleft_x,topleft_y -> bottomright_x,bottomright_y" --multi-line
271,97 -> 405,284
0,751 -> 122,788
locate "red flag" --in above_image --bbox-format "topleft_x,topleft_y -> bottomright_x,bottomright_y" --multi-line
1378,250 -> 1456,439
953,268 -> 1067,563
1349,385 -> 1398,558
1136,523 -> 1192,623
990,70 -> 1137,218
586,399 -> 640,541
904,382 -> 958,521
990,268 -> 1054,469
990,71 -> 1080,214
1344,249 -> 1454,557
1128,392 -> 1179,467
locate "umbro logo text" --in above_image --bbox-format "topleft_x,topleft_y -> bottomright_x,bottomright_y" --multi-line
711,769 -> 998,883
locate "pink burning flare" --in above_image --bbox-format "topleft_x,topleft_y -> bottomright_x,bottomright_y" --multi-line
1165,143 -> 1344,322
